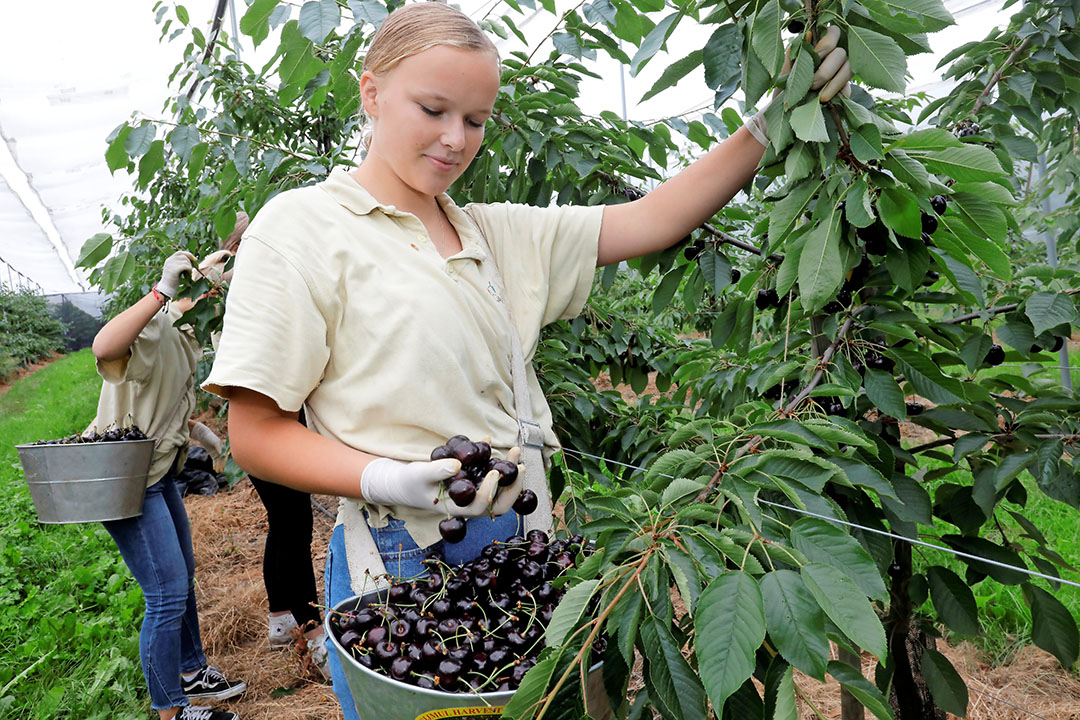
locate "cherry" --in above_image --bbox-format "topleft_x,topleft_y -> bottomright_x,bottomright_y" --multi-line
390,619 -> 413,642
493,460 -> 518,486
448,478 -> 477,506
511,660 -> 534,684
787,18 -> 804,33
921,211 -> 938,235
822,300 -> 844,314
340,629 -> 363,649
447,645 -> 470,663
488,647 -> 512,666
540,604 -> 555,624
730,268 -> 741,283
430,445 -> 454,461
472,651 -> 491,674
526,530 -> 549,545
415,673 -> 436,689
474,441 -> 492,465
513,489 -> 538,515
922,270 -> 939,286
415,618 -> 439,638
453,598 -> 475,616
755,288 -> 779,310
473,570 -> 496,592
930,195 -> 948,215
445,435 -> 470,450
429,598 -> 452,619
984,344 -> 1005,366
409,587 -> 432,606
1051,336 -> 1065,352
388,582 -> 411,604
439,516 -> 467,543
592,636 -> 608,654
452,441 -> 481,466
405,642 -> 423,663
826,402 -> 844,416
421,640 -> 446,664
374,641 -> 399,666
906,402 -> 924,416
401,607 -> 423,624
364,625 -> 388,647
390,656 -> 413,680
356,652 -> 374,669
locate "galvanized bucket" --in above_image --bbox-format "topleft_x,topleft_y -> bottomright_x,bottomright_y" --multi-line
328,592 -> 614,720
16,439 -> 155,524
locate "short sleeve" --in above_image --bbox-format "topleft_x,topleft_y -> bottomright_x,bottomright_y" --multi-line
96,312 -> 164,385
464,202 -> 603,327
202,235 -> 331,412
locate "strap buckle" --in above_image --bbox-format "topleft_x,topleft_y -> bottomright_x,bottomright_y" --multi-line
518,419 -> 545,450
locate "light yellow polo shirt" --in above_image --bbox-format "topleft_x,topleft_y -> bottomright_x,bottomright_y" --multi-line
204,166 -> 603,548
90,304 -> 200,487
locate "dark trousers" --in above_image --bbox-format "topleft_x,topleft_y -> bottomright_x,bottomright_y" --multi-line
250,476 -> 321,628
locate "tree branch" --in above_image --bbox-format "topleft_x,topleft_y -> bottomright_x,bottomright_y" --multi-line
971,36 -> 1033,116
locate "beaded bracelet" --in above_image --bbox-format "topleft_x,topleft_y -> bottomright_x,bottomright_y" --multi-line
151,284 -> 171,312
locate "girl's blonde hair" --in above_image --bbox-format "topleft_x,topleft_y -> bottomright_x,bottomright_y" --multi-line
359,2 -> 498,149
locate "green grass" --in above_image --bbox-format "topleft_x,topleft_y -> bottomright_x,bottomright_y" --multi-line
0,349 -> 148,719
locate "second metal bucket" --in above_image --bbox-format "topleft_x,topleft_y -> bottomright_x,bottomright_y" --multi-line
16,439 -> 154,523
327,591 -> 614,720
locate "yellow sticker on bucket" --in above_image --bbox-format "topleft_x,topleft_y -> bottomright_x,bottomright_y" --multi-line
414,707 -> 506,719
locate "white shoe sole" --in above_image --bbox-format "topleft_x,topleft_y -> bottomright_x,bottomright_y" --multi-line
185,681 -> 248,702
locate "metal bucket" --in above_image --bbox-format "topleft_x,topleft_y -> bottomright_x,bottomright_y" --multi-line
16,439 -> 155,523
328,592 -> 614,720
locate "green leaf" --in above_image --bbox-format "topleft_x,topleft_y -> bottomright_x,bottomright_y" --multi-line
188,142 -> 209,177
937,211 -> 1011,280
827,661 -> 895,720
652,265 -> 687,314
784,45 -> 814,109
124,122 -> 155,157
951,191 -> 1007,244
851,125 -> 885,164
749,420 -> 833,451
831,457 -> 897,501
641,616 -> 708,718
921,648 -> 968,717
703,24 -> 742,90
845,178 -> 875,228
784,141 -> 815,182
77,233 -> 113,268
169,124 -> 200,164
769,178 -> 822,243
641,50 -> 702,102
760,570 -> 830,680
888,348 -> 966,405
298,0 -> 340,44
105,125 -> 132,174
878,187 -> 922,239
137,140 -> 165,187
864,368 -> 906,418
240,0 -> 280,47
847,26 -> 907,92
1026,584 -> 1080,667
927,566 -> 980,636
751,0 -> 783,75
545,579 -> 599,648
797,209 -> 843,311
348,0 -> 388,27
941,535 -> 1027,585
888,128 -> 962,151
802,563 -> 886,660
790,100 -> 829,143
699,250 -> 732,293
630,12 -> 681,76
500,654 -> 558,720
695,572 -> 766,711
790,519 -> 887,600
764,661 -> 798,720
918,145 -> 1005,181
1025,292 -> 1077,337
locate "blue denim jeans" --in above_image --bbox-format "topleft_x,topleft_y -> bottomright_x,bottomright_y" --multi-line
325,512 -> 522,719
103,473 -> 207,711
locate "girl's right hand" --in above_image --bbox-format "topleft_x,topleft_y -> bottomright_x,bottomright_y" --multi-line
360,456 -> 521,517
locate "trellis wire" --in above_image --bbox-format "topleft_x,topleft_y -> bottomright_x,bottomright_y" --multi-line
559,447 -> 1080,591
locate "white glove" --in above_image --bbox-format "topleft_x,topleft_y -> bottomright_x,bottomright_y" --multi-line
190,422 -> 225,472
158,250 -> 196,298
361,451 -> 524,517
196,250 -> 233,284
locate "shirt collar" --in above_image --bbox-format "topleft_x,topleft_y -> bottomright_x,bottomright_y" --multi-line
320,166 -> 486,261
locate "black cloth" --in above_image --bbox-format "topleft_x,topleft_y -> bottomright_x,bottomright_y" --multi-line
175,447 -> 227,497
250,476 -> 320,628
249,409 -> 320,628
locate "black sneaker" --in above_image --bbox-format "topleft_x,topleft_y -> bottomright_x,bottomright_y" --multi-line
180,665 -> 247,702
177,706 -> 240,720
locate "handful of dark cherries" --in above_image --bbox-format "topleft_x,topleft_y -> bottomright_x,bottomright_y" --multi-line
30,424 -> 149,445
433,435 -> 539,544
329,530 -> 602,693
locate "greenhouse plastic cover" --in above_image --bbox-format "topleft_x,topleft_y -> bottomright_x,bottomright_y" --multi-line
0,0 -> 1008,296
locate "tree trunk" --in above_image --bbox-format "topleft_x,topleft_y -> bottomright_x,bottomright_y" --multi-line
886,542 -> 946,720
838,646 -> 864,720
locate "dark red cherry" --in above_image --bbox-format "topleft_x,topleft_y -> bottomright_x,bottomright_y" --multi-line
364,625 -> 388,647
493,460 -> 518,486
430,445 -> 454,461
389,655 -> 413,680
439,516 -> 467,543
513,489 -> 538,515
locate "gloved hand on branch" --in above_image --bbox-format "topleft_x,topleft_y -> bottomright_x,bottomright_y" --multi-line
156,250 -> 196,299
744,25 -> 856,147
